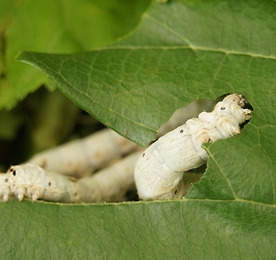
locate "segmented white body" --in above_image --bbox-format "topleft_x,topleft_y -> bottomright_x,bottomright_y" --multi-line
28,128 -> 139,178
0,151 -> 141,203
134,94 -> 252,200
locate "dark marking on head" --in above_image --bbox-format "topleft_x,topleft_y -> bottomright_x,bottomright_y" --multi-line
180,129 -> 184,133
9,167 -> 16,176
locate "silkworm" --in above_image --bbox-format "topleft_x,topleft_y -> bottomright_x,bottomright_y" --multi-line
134,94 -> 252,200
0,164 -> 79,202
0,151 -> 142,203
28,128 -> 139,178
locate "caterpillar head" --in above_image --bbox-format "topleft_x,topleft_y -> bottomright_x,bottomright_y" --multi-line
222,93 -> 246,107
8,164 -> 45,201
214,94 -> 252,124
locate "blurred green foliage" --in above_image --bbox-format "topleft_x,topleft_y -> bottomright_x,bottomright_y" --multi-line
0,0 -> 150,169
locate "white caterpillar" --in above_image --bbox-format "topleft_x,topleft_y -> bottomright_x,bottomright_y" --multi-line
134,94 -> 252,200
0,151 -> 142,203
28,128 -> 139,178
0,127 -> 141,203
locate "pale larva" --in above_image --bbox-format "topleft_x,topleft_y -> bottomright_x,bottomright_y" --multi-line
76,151 -> 141,202
5,163 -> 79,202
134,94 -> 252,200
28,128 -> 139,178
0,151 -> 142,203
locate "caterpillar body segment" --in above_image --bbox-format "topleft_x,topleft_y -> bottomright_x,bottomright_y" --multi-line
28,128 -> 139,178
77,151 -> 142,202
134,94 -> 252,200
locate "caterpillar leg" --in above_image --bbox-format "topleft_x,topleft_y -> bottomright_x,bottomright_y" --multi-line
2,164 -> 79,202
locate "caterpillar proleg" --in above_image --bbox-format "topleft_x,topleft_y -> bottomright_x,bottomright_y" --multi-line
0,151 -> 142,203
134,94 -> 252,200
1,164 -> 79,202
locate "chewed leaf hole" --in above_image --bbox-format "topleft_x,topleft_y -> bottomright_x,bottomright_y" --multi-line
182,164 -> 206,197
157,98 -> 216,138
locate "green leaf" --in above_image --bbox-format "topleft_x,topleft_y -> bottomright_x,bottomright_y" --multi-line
18,0 -> 276,146
0,199 -> 275,259
6,0 -> 276,258
0,0 -> 150,109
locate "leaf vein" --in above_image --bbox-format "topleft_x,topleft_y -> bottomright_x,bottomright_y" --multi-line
207,147 -> 238,199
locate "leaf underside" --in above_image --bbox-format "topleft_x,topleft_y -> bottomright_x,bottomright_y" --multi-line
4,0 -> 276,258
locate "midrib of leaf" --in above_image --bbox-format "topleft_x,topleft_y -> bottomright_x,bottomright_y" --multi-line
142,13 -> 276,59
4,196 -> 275,209
97,45 -> 276,61
183,198 -> 276,209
